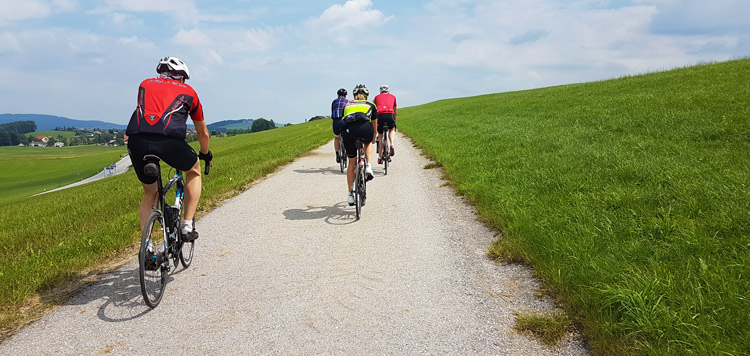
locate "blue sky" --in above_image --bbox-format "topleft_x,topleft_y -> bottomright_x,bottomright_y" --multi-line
1,0 -> 748,125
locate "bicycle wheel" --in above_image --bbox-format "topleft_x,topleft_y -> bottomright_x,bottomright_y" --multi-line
358,163 -> 367,208
179,240 -> 194,268
139,211 -> 167,308
339,142 -> 346,173
354,168 -> 362,220
383,133 -> 389,175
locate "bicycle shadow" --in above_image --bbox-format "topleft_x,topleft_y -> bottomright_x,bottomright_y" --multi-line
63,261 -> 188,322
293,166 -> 344,176
283,202 -> 356,225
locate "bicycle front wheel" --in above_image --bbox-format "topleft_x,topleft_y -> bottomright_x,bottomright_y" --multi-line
339,144 -> 346,173
139,211 -> 167,308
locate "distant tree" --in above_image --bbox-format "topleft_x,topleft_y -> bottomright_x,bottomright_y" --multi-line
251,118 -> 276,133
0,131 -> 11,146
0,121 -> 37,134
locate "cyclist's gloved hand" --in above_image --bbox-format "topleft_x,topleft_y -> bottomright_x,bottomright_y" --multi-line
199,150 -> 213,161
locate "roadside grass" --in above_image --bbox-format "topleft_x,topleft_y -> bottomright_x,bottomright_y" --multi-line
0,145 -> 125,205
0,120 -> 331,338
398,59 -> 750,355
515,311 -> 573,346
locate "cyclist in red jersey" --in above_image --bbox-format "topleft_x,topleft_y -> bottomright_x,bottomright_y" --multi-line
373,84 -> 397,163
126,56 -> 212,242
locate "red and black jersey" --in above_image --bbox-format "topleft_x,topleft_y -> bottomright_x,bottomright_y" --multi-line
126,77 -> 204,139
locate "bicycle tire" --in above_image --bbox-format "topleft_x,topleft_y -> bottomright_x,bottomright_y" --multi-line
139,211 -> 167,308
354,168 -> 361,219
179,240 -> 194,268
383,132 -> 389,175
358,163 -> 367,208
339,141 -> 346,173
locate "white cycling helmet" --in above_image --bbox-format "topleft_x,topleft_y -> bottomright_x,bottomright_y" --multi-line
156,56 -> 190,80
353,84 -> 369,96
379,84 -> 390,93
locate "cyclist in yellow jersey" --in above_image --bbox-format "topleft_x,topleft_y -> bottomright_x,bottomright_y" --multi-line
341,84 -> 377,205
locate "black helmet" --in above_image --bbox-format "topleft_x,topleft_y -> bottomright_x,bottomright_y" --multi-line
337,88 -> 347,96
353,84 -> 369,96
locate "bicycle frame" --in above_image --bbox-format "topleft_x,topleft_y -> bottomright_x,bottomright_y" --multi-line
143,155 -> 184,253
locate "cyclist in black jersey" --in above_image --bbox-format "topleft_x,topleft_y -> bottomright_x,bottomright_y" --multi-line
341,84 -> 377,205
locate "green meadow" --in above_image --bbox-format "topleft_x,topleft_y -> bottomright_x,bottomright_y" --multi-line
398,59 -> 749,355
0,120 -> 331,337
29,130 -> 76,139
0,145 -> 125,204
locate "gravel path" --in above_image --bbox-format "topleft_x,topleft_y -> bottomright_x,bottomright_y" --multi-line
1,138 -> 588,355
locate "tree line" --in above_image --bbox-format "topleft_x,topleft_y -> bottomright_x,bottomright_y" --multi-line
0,121 -> 36,146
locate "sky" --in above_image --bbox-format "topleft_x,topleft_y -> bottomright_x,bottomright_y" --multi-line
0,0 -> 748,125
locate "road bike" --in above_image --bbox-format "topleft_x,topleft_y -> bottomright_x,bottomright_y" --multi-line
379,123 -> 392,175
138,154 -> 210,308
352,138 -> 367,220
338,136 -> 347,173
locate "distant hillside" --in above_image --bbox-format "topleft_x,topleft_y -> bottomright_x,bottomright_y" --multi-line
0,114 -> 126,130
207,119 -> 254,133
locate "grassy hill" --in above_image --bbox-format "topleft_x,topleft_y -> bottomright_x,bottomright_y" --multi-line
398,58 -> 749,355
207,119 -> 254,133
28,130 -> 76,139
0,145 -> 125,204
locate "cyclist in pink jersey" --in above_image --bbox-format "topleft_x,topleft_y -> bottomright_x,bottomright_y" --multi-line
373,84 -> 397,163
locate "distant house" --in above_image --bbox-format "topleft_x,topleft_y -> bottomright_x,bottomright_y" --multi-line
36,136 -> 51,143
29,141 -> 47,147
54,142 -> 65,147
107,140 -> 119,147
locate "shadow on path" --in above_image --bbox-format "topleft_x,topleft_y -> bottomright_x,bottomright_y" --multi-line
283,202 -> 355,225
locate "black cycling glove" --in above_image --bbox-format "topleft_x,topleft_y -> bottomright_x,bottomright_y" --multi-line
199,150 -> 213,161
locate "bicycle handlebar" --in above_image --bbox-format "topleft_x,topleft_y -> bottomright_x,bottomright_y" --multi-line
198,150 -> 212,176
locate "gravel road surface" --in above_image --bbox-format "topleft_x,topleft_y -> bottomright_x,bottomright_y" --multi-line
1,139 -> 588,355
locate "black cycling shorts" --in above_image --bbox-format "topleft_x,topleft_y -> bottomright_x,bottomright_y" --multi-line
342,121 -> 374,158
332,117 -> 345,136
127,134 -> 198,184
377,113 -> 396,134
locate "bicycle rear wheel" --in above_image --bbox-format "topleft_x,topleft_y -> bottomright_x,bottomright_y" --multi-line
179,240 -> 194,268
383,133 -> 390,175
354,169 -> 362,220
139,211 -> 167,308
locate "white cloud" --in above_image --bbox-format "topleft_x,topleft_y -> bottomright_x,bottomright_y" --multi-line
0,0 -> 51,21
0,32 -> 21,53
305,0 -> 392,43
240,29 -> 275,52
175,28 -> 212,46
52,0 -> 77,12
648,0 -> 750,35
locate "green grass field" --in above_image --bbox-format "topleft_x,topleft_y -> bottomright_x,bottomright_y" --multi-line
398,59 -> 749,355
0,120 -> 331,336
0,145 -> 125,204
28,130 -> 75,139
